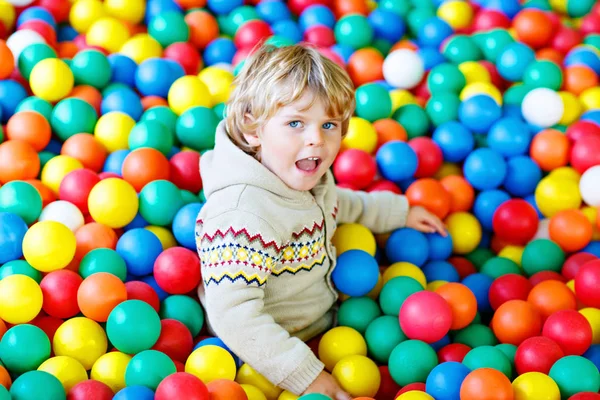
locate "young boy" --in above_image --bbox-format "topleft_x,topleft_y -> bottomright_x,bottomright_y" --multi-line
195,43 -> 446,399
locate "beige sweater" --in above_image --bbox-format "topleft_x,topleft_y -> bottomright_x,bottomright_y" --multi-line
195,121 -> 409,395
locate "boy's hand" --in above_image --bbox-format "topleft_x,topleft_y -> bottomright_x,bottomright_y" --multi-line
303,371 -> 352,400
406,206 -> 448,236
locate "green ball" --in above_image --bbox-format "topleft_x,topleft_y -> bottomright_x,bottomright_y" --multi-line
452,324 -> 498,348
388,340 -> 438,386
107,300 -> 162,355
521,239 -> 565,276
372,38 -> 392,56
181,189 -> 200,204
0,180 -> 42,225
10,370 -> 65,400
18,43 -> 57,80
462,345 -> 512,378
480,257 -> 521,279
495,343 -> 517,377
365,315 -> 407,364
567,0 -> 595,17
474,133 -> 488,149
265,35 -> 295,48
160,295 -> 204,337
149,11 -> 190,48
139,180 -> 184,227
583,34 -> 600,51
70,49 -> 112,90
51,98 -> 98,141
213,103 -> 226,121
176,106 -> 219,151
503,84 -> 534,106
392,104 -> 431,139
523,0 -> 552,10
334,14 -> 374,50
477,29 -> 515,63
427,63 -> 467,94
38,151 -> 57,171
0,126 -> 3,143
125,349 -> 177,390
298,394 -> 331,400
128,120 -> 174,156
16,97 -> 53,121
523,60 -> 563,90
407,7 -> 436,36
141,106 -> 179,138
0,260 -> 42,283
549,355 -> 600,397
0,324 -> 51,374
199,188 -> 206,202
379,276 -> 423,316
79,248 -> 127,282
466,248 -> 495,270
355,83 -> 392,122
337,297 -> 382,335
381,0 -> 413,17
228,6 -> 259,35
102,82 -> 130,97
425,92 -> 461,127
0,386 -> 9,400
442,35 -> 483,64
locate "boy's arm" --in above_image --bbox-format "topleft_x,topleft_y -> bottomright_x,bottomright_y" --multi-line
335,186 -> 409,234
197,212 -> 324,395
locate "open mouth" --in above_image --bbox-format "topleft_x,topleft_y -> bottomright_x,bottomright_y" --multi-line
295,157 -> 322,172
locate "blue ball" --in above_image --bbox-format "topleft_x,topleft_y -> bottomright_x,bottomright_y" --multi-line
385,228 -> 429,267
478,230 -> 492,249
0,212 -> 28,264
463,148 -> 507,190
299,5 -> 336,31
581,241 -> 600,258
504,156 -> 542,197
331,44 -> 355,64
17,7 -> 57,29
194,337 -> 243,368
141,275 -> 169,301
124,213 -> 149,231
101,87 -> 143,120
427,233 -> 453,261
418,17 -> 453,48
203,38 -> 237,66
418,47 -> 447,71
368,9 -> 405,43
473,190 -> 511,231
145,0 -> 182,24
332,250 -> 379,297
57,24 -> 78,42
564,47 -> 600,75
116,229 -> 163,276
207,0 -> 244,14
583,344 -> 600,371
0,80 -> 28,124
497,42 -> 536,82
44,139 -> 62,154
461,273 -> 493,312
459,95 -> 502,134
581,110 -> 600,127
426,362 -> 472,400
524,194 -> 544,219
432,121 -> 475,162
430,335 -> 451,351
135,58 -> 185,98
113,386 -> 155,400
376,141 -> 418,183
487,117 -> 531,157
422,261 -> 460,283
173,203 -> 203,250
108,54 -> 138,87
486,0 -> 522,18
256,0 -> 291,24
271,20 -> 303,44
103,149 -> 130,175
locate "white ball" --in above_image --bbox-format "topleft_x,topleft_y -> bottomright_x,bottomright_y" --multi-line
6,29 -> 46,66
382,49 -> 425,89
7,0 -> 35,5
521,88 -> 564,128
38,201 -> 85,233
580,165 -> 600,207
533,218 -> 550,241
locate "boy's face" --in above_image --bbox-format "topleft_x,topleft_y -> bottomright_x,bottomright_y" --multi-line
245,91 -> 343,191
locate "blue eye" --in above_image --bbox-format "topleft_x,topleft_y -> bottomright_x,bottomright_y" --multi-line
288,121 -> 301,128
323,122 -> 336,129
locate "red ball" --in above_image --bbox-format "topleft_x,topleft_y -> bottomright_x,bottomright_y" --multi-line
376,366 -> 401,400
169,150 -> 202,193
396,382 -> 426,395
234,20 -> 273,50
408,137 -> 443,178
542,310 -> 593,356
30,315 -> 63,343
59,169 -> 100,215
288,0 -> 330,15
154,247 -> 201,295
552,25 -> 582,54
67,380 -> 114,400
488,273 -> 533,310
40,270 -> 83,319
155,372 -> 210,400
18,20 -> 57,47
125,281 -> 161,312
479,60 -> 506,90
492,199 -> 539,245
514,336 -> 564,375
399,291 -> 452,343
437,343 -> 471,363
473,9 -> 511,31
581,12 -> 600,36
333,149 -> 376,190
98,172 -> 121,180
562,252 -> 598,281
152,319 -> 194,363
304,25 -> 335,47
567,120 -> 600,143
574,259 -> 600,308
570,134 -> 600,174
366,179 -> 402,194
448,257 -> 477,280
570,393 -> 600,400
164,42 -> 202,75
317,47 -> 344,67
529,270 -> 567,286
34,0 -> 72,23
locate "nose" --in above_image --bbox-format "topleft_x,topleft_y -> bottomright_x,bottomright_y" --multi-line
306,126 -> 325,147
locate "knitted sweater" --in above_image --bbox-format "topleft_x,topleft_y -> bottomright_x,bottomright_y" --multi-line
195,121 -> 410,395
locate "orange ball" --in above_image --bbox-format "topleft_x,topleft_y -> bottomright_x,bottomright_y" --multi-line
564,65 -> 598,95
141,96 -> 169,110
373,119 -> 407,151
185,10 -> 219,50
0,40 -> 14,79
390,40 -> 419,52
5,111 -> 51,151
459,368 -> 513,400
435,282 -> 477,330
77,272 -> 127,322
549,209 -> 593,252
74,222 -> 118,261
69,85 -> 102,115
597,207 -> 600,230
121,148 -> 170,192
333,0 -> 369,18
0,140 -> 40,184
529,129 -> 570,171
24,179 -> 56,208
206,379 -> 248,400
0,365 -> 11,390
535,48 -> 564,65
439,175 -> 474,213
347,48 -> 384,87
513,8 -> 554,49
0,318 -> 6,340
57,42 -> 79,59
61,133 -> 108,173
491,299 -> 543,346
527,280 -> 577,320
406,178 -> 451,220
175,0 -> 207,9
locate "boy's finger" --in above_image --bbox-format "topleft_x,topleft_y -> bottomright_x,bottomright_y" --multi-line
336,392 -> 352,400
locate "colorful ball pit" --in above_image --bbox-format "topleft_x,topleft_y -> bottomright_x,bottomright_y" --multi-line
0,0 -> 599,399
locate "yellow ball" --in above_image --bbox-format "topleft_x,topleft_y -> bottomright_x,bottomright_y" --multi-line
445,212 -> 482,254
332,223 -> 376,256
434,162 -> 463,179
145,226 -> 177,249
119,34 -> 163,64
566,279 -> 576,292
38,356 -> 88,392
168,76 -> 212,115
559,91 -> 582,125
69,0 -> 106,33
383,262 -> 426,288
458,61 -> 490,85
498,245 -> 524,266
87,177 -> 139,229
534,177 -> 582,218
0,275 -> 42,324
86,17 -> 130,54
0,0 -> 16,31
23,220 -> 76,272
367,272 -> 384,300
332,355 -> 381,398
390,89 -> 416,112
512,372 -> 560,400
236,363 -> 283,400
437,0 -> 474,30
397,391 -> 435,400
278,391 -> 299,400
549,0 -> 567,13
104,0 -> 145,24
318,326 -> 367,372
53,317 -> 108,370
241,384 -> 268,400
580,86 -> 600,111
342,117 -> 378,153
579,307 -> 600,344
581,206 -> 600,240
548,166 -> 581,182
91,351 -> 131,393
94,111 -> 135,153
186,345 -> 237,384
198,67 -> 234,104
30,59 -> 74,102
41,155 -> 84,195
427,280 -> 449,291
460,82 -> 503,105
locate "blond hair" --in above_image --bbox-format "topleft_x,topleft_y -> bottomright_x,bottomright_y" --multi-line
224,43 -> 356,156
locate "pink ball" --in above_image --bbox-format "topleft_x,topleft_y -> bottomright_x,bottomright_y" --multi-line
169,150 -> 202,193
234,20 -> 273,50
304,25 -> 335,47
333,148 -> 376,190
399,291 -> 452,343
570,134 -> 600,173
562,252 -> 598,281
492,199 -> 539,245
59,169 -> 100,215
155,372 -> 210,400
164,42 -> 202,75
40,270 -> 83,319
408,137 -> 443,178
542,310 -> 593,356
366,179 -> 402,194
574,259 -> 600,308
154,247 -> 201,294
98,172 -> 121,180
67,380 -> 113,400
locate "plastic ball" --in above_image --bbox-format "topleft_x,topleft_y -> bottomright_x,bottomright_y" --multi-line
124,350 -> 176,391
0,180 -> 42,225
522,239 -> 565,276
106,299 -> 161,354
435,282 -> 477,330
236,363 -> 282,399
135,58 -> 185,98
0,324 -> 50,373
125,281 -> 160,312
406,179 -> 450,220
492,300 -> 543,346
71,50 -> 111,90
376,141 -> 418,183
172,202 -> 203,251
9,370 -> 65,400
53,317 -> 108,370
580,166 -> 600,207
68,380 -> 114,400
207,379 -> 248,400
492,199 -> 539,246
575,260 -> 600,308
38,200 -> 85,232
40,269 -> 82,319
0,140 -> 40,183
318,326 -> 367,372
160,295 -> 204,336
549,355 -> 600,397
549,210 -> 593,252
543,310 -> 593,356
388,340 -> 438,387
90,351 -> 131,393
86,17 -> 130,54
22,220 -> 75,272
51,98 -> 98,142
77,272 -> 126,322
383,49 -> 424,89
489,274 -> 533,310
400,291 -> 452,343
332,355 -> 380,398
38,356 -> 88,392
571,134 -> 600,174
460,368 -> 513,400
535,176 -> 582,218
431,121 -> 474,163
168,76 -> 211,116
121,147 -> 170,191
385,228 -> 429,267
59,169 -> 100,215
332,149 -> 376,190
463,148 -> 507,191
459,94 -> 502,134
120,34 -> 163,65
41,155 -> 84,196
88,178 -> 139,229
521,87 -> 564,127
515,336 -> 564,375
138,179 -> 183,226
154,247 -> 200,295
155,372 -> 209,400
445,212 -> 482,254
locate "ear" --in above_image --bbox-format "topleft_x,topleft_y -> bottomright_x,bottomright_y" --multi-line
242,113 -> 261,147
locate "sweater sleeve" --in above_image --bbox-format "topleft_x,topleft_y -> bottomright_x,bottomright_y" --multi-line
197,211 -> 325,395
335,187 -> 410,234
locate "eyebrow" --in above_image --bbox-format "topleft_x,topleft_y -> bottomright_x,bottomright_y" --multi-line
280,114 -> 342,121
